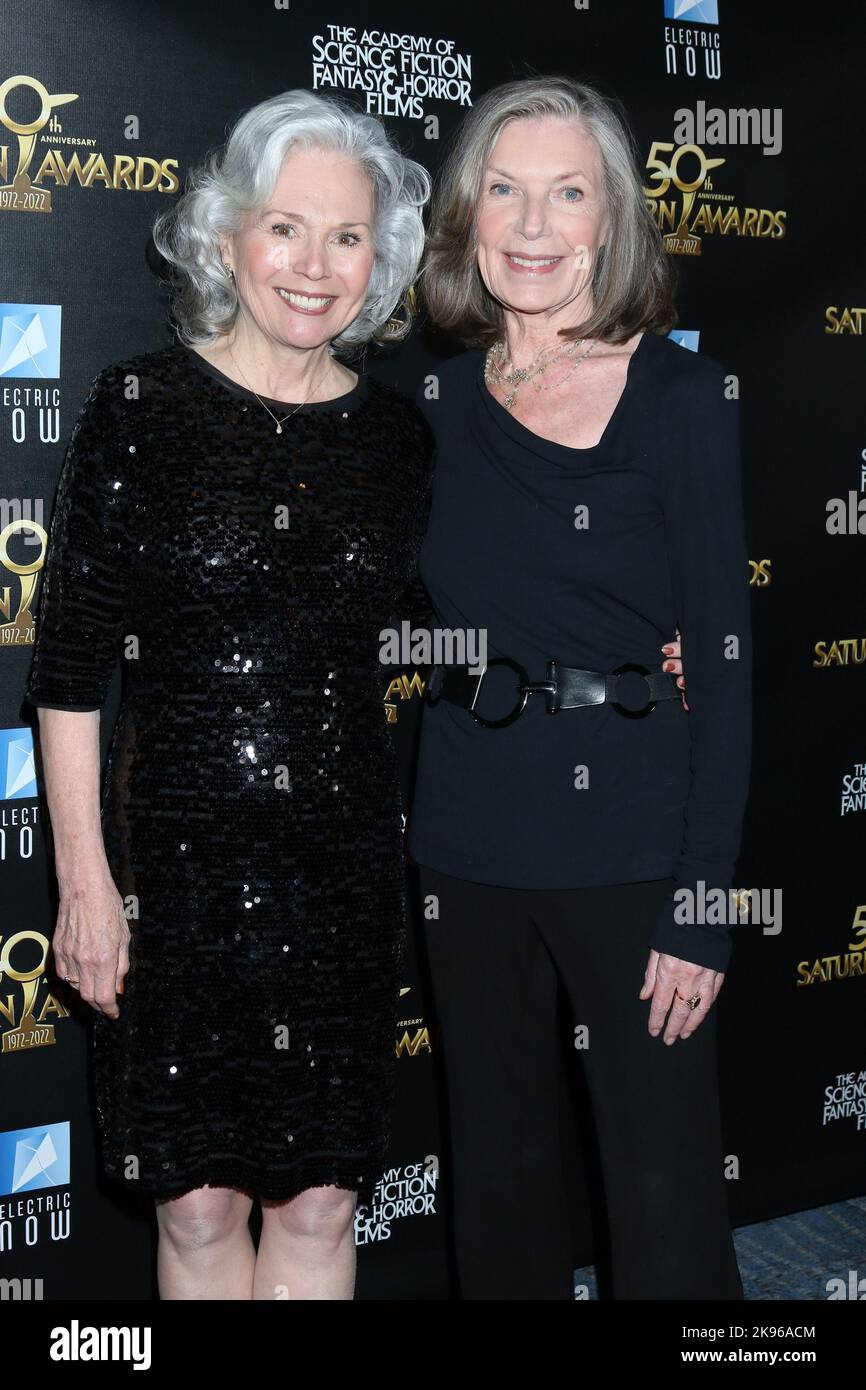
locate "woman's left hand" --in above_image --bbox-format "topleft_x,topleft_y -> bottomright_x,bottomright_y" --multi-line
661,628 -> 689,711
642,631 -> 714,1038
639,949 -> 724,1042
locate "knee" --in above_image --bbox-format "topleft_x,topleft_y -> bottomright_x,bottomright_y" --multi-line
156,1186 -> 248,1252
265,1185 -> 356,1245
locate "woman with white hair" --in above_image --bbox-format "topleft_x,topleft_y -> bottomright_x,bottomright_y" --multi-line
25,89 -> 432,1300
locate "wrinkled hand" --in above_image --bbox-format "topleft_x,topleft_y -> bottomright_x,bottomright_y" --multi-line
53,868 -> 130,1019
639,949 -> 723,1042
661,628 -> 689,711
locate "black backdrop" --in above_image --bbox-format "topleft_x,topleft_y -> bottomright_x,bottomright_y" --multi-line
1,0 -> 864,1301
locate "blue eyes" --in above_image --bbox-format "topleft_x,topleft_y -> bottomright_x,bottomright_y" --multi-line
270,223 -> 361,246
488,183 -> 583,202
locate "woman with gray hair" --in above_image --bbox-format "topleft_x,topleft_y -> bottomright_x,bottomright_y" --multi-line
408,75 -> 751,1299
25,88 -> 433,1300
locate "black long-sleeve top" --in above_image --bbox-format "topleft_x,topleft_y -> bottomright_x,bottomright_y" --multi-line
405,329 -> 753,972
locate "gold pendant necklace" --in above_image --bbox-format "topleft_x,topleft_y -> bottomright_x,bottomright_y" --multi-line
227,346 -> 326,433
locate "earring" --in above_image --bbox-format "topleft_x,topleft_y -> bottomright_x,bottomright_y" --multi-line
222,262 -> 235,280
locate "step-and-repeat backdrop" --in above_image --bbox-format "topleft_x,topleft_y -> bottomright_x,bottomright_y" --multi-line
1,0 -> 864,1299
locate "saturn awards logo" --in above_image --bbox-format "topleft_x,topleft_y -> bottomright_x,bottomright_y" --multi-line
643,139 -> 786,256
0,73 -> 178,213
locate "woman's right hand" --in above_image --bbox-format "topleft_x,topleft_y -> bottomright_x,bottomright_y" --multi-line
53,866 -> 131,1019
661,628 -> 689,711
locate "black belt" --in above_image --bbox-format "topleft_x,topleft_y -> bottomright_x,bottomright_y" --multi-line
425,658 -> 680,728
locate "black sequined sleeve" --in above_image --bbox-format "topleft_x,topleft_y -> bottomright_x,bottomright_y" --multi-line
25,369 -> 132,712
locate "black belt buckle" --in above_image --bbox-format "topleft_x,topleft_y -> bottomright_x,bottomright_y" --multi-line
609,662 -> 656,719
468,658 -> 559,728
468,658 -> 528,728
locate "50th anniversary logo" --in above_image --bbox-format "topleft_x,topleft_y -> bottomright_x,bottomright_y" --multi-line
0,73 -> 179,212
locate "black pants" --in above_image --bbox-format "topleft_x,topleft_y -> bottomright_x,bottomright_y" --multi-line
416,863 -> 744,1301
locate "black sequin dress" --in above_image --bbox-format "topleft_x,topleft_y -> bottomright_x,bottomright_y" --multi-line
25,342 -> 435,1203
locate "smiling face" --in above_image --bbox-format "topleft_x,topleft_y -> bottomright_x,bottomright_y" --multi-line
221,144 -> 376,351
475,115 -> 609,323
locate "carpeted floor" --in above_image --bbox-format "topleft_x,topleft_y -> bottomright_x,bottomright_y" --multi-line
574,1195 -> 866,1299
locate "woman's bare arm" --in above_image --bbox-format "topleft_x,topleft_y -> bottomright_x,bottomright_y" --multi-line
37,707 -> 129,1019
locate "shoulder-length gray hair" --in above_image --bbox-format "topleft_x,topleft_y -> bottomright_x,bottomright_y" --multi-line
152,89 -> 431,354
418,75 -> 677,347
